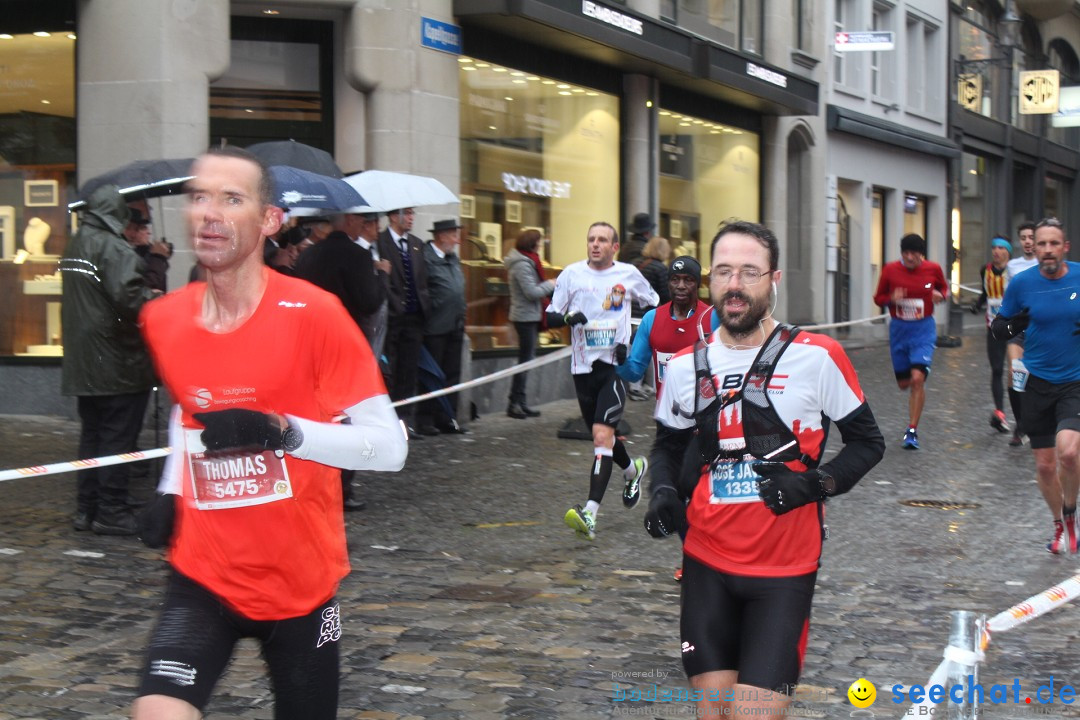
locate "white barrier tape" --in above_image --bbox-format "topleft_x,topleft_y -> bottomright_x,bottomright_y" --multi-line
899,572 -> 1080,718
392,346 -> 573,408
802,314 -> 887,331
0,348 -> 575,481
943,644 -> 985,666
0,447 -> 172,484
951,281 -> 982,295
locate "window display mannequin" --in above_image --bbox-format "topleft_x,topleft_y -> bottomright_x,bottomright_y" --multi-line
23,217 -> 50,256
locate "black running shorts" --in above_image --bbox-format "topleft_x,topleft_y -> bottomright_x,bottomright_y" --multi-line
679,555 -> 815,693
1022,375 -> 1080,449
137,571 -> 341,717
573,361 -> 626,429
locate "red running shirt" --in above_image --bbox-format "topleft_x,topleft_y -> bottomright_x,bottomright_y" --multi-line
141,270 -> 385,620
873,260 -> 949,321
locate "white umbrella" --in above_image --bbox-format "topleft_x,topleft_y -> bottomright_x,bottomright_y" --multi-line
342,170 -> 458,212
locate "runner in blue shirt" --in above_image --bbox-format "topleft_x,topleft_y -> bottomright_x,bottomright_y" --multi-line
994,217 -> 1080,555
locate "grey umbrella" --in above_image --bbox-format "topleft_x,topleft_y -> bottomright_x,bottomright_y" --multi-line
70,157 -> 195,209
247,140 -> 343,178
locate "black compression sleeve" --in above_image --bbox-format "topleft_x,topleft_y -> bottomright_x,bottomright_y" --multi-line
546,310 -> 567,328
649,422 -> 694,498
818,403 -> 885,496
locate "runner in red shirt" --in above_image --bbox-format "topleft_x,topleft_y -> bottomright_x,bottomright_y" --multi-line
133,147 -> 408,720
873,233 -> 948,449
644,221 -> 884,718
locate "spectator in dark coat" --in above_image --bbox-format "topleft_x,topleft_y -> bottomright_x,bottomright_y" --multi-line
618,212 -> 654,265
637,236 -> 672,309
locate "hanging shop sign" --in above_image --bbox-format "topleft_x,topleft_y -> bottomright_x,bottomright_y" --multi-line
957,74 -> 982,113
1019,69 -> 1060,114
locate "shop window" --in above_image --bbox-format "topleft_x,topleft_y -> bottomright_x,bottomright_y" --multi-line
959,152 -> 995,289
903,193 -> 927,242
657,108 -> 760,269
1048,39 -> 1079,149
0,25 -> 76,358
459,58 -> 619,352
209,17 -> 333,150
1044,175 -> 1069,230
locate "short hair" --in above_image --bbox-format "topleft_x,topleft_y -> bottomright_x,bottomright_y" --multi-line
203,145 -> 273,206
1036,217 -> 1064,231
516,228 -> 543,253
1017,221 -> 1036,235
710,219 -> 779,271
642,236 -> 671,261
588,221 -> 619,246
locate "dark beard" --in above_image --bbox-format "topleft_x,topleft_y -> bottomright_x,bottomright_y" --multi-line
718,290 -> 770,338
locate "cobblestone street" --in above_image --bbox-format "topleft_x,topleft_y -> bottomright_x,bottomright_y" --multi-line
2,324 -> 1080,719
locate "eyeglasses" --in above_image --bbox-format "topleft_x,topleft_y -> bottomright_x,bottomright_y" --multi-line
712,267 -> 773,285
1036,217 -> 1063,229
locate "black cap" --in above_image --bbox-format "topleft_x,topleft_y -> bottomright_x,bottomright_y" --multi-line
669,255 -> 701,284
628,212 -> 655,235
431,219 -> 463,233
900,233 -> 926,255
128,208 -> 150,226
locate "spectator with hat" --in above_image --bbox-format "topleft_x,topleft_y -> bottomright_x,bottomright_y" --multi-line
619,211 -> 654,266
873,233 -> 949,450
417,219 -> 468,435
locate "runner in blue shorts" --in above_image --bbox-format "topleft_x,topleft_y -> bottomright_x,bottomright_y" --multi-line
873,234 -> 948,450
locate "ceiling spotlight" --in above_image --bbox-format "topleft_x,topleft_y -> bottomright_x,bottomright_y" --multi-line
558,91 -> 572,96
33,31 -> 50,37
41,99 -> 51,105
458,57 -> 473,63
67,33 -> 76,40
262,9 -> 280,15
462,66 -> 476,71
513,79 -> 526,84
493,67 -> 508,73
0,34 -> 13,40
556,84 -> 570,89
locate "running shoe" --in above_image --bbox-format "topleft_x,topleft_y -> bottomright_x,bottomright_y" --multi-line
1048,519 -> 1066,554
1009,431 -> 1025,447
902,428 -> 919,450
564,505 -> 596,541
674,566 -> 683,583
623,457 -> 648,508
1066,513 -> 1078,555
990,410 -> 1010,433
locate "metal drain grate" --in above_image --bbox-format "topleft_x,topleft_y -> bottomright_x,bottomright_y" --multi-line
900,499 -> 981,510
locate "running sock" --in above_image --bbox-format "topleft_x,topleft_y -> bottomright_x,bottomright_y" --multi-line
588,447 -> 614,504
1065,505 -> 1076,517
585,500 -> 600,517
612,439 -> 631,469
1008,389 -> 1023,434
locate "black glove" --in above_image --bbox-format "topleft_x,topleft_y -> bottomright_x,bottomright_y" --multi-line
752,463 -> 823,516
138,493 -> 177,549
991,307 -> 1029,340
644,486 -> 687,538
192,409 -> 283,453
614,343 -> 628,365
969,303 -> 980,315
564,311 -> 588,327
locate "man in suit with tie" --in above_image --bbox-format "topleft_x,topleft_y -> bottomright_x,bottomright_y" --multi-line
379,207 -> 431,436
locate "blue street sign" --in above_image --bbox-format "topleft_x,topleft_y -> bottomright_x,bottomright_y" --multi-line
421,17 -> 462,55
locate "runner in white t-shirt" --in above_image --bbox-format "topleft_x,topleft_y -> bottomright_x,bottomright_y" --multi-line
547,221 -> 659,540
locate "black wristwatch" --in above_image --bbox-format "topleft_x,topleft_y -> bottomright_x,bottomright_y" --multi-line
816,468 -> 836,497
281,423 -> 304,453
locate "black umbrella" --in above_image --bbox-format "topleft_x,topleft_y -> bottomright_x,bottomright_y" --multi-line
75,157 -> 195,205
246,140 -> 343,178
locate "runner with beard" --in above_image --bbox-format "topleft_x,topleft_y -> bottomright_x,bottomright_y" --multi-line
643,220 -> 884,716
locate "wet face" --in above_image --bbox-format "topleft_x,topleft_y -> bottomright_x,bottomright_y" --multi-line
1035,225 -> 1069,278
1019,228 -> 1035,256
900,249 -> 923,270
186,154 -> 281,272
709,232 -> 776,336
586,224 -> 618,270
669,273 -> 698,306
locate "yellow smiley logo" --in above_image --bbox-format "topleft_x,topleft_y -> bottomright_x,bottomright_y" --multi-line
847,678 -> 876,708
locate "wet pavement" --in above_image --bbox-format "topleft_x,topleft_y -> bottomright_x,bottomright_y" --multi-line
2,322 -> 1080,719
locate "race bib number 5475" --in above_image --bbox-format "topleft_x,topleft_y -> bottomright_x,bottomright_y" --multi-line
185,428 -> 294,510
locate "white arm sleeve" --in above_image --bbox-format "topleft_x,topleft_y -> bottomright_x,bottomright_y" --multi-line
287,393 -> 408,472
157,405 -> 184,495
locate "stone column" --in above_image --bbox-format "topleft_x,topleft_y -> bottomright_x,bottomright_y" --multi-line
622,73 -> 657,228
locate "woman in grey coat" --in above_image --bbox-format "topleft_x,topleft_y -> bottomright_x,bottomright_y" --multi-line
504,228 -> 555,418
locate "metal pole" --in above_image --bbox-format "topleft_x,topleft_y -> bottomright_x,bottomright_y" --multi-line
944,610 -> 981,720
